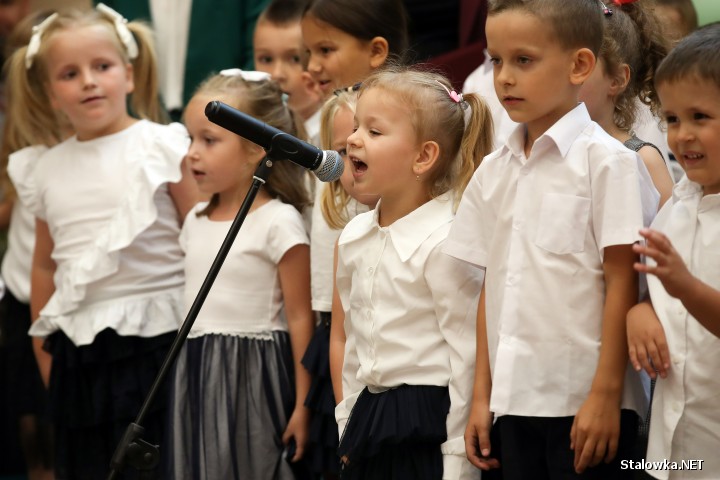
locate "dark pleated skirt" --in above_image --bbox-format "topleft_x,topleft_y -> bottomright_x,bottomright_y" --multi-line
301,314 -> 340,475
338,384 -> 450,480
47,327 -> 175,480
165,331 -> 309,480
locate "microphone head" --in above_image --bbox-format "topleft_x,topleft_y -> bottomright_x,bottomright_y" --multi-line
315,150 -> 344,182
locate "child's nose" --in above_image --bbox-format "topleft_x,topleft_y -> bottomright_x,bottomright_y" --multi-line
307,55 -> 322,75
81,68 -> 97,88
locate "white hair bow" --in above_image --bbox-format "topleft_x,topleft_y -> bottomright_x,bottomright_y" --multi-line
96,3 -> 139,60
25,12 -> 59,69
220,69 -> 271,82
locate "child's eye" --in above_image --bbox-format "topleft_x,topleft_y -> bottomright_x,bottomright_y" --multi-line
98,62 -> 111,71
489,56 -> 501,66
204,136 -> 216,145
320,47 -> 332,55
60,70 -> 77,80
256,55 -> 272,65
369,129 -> 381,136
664,115 -> 678,124
517,56 -> 531,65
336,148 -> 347,157
693,112 -> 709,121
291,55 -> 301,64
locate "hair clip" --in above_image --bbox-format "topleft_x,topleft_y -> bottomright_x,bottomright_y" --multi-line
600,1 -> 613,16
25,12 -> 59,69
435,79 -> 468,109
333,82 -> 362,97
96,3 -> 138,59
219,68 -> 272,82
613,0 -> 639,5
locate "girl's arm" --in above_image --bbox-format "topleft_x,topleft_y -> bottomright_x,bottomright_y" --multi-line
278,243 -> 314,462
634,228 -> 720,337
571,244 -> 637,474
465,283 -> 500,471
30,219 -> 56,388
329,240 -> 346,404
426,246 -> 485,479
0,198 -> 14,229
168,156 -> 199,220
637,145 -> 674,208
627,299 -> 669,378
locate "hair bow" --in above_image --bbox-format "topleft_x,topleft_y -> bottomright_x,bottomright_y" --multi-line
219,69 -> 272,82
25,12 -> 59,69
96,3 -> 138,60
613,0 -> 639,4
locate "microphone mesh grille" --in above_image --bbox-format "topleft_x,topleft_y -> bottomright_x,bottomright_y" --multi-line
315,150 -> 344,182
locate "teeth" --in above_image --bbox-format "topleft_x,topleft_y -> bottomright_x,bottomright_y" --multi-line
685,153 -> 703,159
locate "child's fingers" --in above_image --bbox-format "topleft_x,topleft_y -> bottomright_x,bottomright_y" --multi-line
633,342 -> 657,378
590,437 -> 607,468
647,339 -> 669,378
292,443 -> 305,462
573,431 -> 593,473
640,228 -> 672,252
628,343 -> 642,372
605,435 -> 619,464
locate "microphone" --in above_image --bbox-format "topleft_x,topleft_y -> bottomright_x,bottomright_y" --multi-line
205,101 -> 344,182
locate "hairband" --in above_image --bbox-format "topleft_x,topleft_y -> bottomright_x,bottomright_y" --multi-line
333,82 -> 362,97
25,4 -> 138,70
219,68 -> 272,82
25,13 -> 59,69
436,80 -> 469,110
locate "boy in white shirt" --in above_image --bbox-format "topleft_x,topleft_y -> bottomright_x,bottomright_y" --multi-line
445,0 -> 649,478
253,0 -> 324,146
627,24 -> 720,479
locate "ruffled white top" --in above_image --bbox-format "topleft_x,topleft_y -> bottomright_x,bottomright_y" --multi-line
8,120 -> 189,346
181,199 -> 309,338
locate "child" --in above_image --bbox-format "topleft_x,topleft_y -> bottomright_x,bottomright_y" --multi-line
303,88 -> 377,478
654,0 -> 699,44
301,0 -> 409,97
0,11 -> 60,480
334,65 -> 493,479
5,5 -> 196,479
579,1 -> 675,207
165,70 -> 315,480
627,24 -> 720,479
253,0 -> 324,145
446,0 -> 650,478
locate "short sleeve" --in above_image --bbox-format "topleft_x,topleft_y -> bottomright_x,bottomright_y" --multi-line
591,150 -> 645,251
444,163 -> 492,267
7,145 -> 49,220
267,204 -> 309,264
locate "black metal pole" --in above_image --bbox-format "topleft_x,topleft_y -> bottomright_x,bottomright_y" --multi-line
107,158 -> 274,479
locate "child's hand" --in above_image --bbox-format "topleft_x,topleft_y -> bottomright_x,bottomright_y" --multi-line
282,405 -> 310,462
464,402 -> 501,471
570,391 -> 621,474
633,228 -> 693,299
627,302 -> 670,379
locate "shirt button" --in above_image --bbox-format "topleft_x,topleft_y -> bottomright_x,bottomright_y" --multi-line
676,306 -> 685,316
368,267 -> 374,274
673,401 -> 683,412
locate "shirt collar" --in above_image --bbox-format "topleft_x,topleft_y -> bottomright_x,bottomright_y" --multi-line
672,174 -> 703,202
339,192 -> 455,262
500,103 -> 592,159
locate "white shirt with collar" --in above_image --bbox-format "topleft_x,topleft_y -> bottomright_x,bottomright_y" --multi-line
335,192 -> 482,480
445,104 -> 649,418
644,178 -> 720,480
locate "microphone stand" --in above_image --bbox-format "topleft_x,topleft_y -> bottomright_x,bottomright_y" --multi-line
107,157 -> 275,479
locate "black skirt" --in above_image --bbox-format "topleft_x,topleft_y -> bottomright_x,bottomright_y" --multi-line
301,313 -> 340,475
338,384 -> 450,480
47,327 -> 175,480
0,289 -> 48,418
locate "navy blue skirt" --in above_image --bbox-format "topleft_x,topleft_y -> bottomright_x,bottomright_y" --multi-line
338,384 -> 450,480
301,313 -> 340,475
47,328 -> 175,480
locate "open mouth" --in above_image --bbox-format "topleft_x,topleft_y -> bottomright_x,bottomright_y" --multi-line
350,156 -> 367,174
191,169 -> 206,178
683,152 -> 704,161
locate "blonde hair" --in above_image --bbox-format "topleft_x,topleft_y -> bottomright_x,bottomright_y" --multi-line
319,90 -> 357,230
360,64 -> 494,201
190,73 -> 311,216
1,10 -> 62,202
4,7 -> 168,151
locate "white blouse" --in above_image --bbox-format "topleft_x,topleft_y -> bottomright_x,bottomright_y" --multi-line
181,199 -> 309,337
9,121 -> 189,346
445,104 -> 650,419
336,193 -> 482,480
644,178 -> 720,480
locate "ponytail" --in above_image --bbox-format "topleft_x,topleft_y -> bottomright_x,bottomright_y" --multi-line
455,93 -> 494,197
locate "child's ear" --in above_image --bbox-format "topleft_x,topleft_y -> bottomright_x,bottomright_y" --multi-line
609,63 -> 631,96
125,62 -> 135,94
570,48 -> 596,86
413,140 -> 440,176
369,36 -> 389,69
